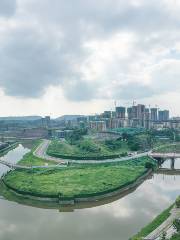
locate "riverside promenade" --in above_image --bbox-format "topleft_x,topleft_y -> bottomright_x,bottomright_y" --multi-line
144,208 -> 180,240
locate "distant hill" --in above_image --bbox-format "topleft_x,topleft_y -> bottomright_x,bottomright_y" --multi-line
55,115 -> 85,121
0,116 -> 42,121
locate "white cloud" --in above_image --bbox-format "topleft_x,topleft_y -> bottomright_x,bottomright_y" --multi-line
0,0 -> 179,115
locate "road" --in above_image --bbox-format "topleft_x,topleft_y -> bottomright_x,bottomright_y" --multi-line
150,152 -> 180,159
33,140 -> 67,164
33,139 -> 150,164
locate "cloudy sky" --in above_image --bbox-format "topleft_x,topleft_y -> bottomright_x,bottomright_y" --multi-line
0,0 -> 180,117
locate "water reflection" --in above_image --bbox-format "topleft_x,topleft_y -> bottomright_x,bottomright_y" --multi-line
0,146 -> 179,240
161,158 -> 180,169
0,144 -> 30,177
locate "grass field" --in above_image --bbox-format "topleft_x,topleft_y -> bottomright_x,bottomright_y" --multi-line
47,138 -> 129,159
19,152 -> 56,167
170,234 -> 180,240
19,140 -> 56,167
131,204 -> 174,240
3,156 -> 154,198
154,143 -> 180,153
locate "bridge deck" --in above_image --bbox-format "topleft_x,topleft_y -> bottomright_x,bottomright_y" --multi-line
150,153 -> 180,159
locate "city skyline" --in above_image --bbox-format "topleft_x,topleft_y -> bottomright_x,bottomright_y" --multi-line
0,101 -> 173,119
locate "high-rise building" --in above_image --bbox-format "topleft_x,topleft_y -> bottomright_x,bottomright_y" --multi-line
127,107 -> 133,120
115,107 -> 126,119
150,108 -> 158,121
137,104 -> 145,119
158,110 -> 169,121
144,108 -> 150,129
132,105 -> 138,119
102,111 -> 112,118
42,116 -> 51,128
137,104 -> 145,127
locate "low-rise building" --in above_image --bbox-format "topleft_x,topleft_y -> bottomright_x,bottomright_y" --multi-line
89,121 -> 106,132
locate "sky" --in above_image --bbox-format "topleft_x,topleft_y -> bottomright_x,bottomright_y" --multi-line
0,0 -> 180,117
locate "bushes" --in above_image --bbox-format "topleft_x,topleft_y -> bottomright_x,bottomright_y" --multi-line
175,196 -> 180,208
173,219 -> 180,232
145,162 -> 156,170
47,138 -> 129,160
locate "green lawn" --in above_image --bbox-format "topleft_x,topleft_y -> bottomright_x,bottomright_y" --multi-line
153,143 -> 180,153
47,138 -> 129,159
3,156 -> 154,198
19,152 -> 56,167
19,140 -> 56,167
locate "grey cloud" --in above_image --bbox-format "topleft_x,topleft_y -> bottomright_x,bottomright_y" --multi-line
113,83 -> 155,100
63,80 -> 97,101
0,0 -> 16,17
23,0 -> 180,36
0,25 -> 62,98
0,0 -> 180,101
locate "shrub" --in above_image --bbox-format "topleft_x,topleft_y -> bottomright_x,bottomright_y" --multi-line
145,162 -> 155,170
176,196 -> 180,208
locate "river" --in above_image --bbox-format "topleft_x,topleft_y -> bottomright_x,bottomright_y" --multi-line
0,144 -> 179,240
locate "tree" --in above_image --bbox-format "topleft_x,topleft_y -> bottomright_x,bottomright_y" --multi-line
173,219 -> 180,232
160,231 -> 167,240
145,162 -> 155,170
175,196 -> 180,208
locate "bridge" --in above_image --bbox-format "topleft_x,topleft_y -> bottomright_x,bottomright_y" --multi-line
149,152 -> 180,170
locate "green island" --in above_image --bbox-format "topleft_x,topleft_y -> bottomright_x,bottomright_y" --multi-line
1,128 -> 176,200
3,151 -> 155,198
47,138 -> 130,159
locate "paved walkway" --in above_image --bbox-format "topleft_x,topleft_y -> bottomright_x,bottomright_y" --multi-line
0,158 -> 66,170
33,139 -> 150,164
144,208 -> 180,240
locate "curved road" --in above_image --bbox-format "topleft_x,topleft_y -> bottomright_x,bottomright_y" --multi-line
33,139 -> 151,164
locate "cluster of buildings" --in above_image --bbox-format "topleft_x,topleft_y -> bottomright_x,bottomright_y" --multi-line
0,103 -> 179,140
76,104 -> 180,131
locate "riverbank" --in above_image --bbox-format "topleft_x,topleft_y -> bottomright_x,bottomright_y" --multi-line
131,204 -> 174,240
131,196 -> 180,240
18,140 -> 56,167
0,142 -> 19,157
2,156 -> 155,203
